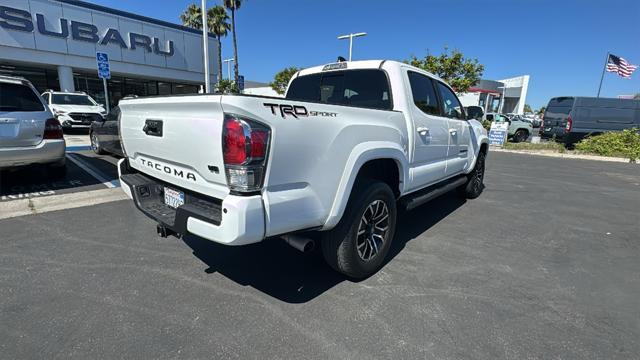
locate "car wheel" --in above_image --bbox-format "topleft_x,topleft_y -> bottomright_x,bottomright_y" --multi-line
513,129 -> 528,143
459,151 -> 486,199
90,131 -> 105,155
321,179 -> 397,279
48,160 -> 67,180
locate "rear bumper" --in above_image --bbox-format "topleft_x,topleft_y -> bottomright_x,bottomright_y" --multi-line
0,139 -> 66,169
118,159 -> 265,246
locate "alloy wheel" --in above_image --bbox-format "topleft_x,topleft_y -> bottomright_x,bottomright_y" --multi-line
356,199 -> 390,262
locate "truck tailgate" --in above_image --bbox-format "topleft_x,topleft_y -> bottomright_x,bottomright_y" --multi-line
118,95 -> 228,198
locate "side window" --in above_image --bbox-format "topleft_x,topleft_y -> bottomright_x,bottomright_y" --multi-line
408,71 -> 440,116
436,82 -> 464,120
486,114 -> 494,121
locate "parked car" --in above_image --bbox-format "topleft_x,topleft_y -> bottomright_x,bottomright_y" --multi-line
541,96 -> 640,147
0,76 -> 66,177
42,90 -> 107,129
485,113 -> 532,142
117,60 -> 489,279
89,106 -> 123,157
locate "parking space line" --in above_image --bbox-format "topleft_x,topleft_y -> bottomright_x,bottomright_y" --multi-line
66,153 -> 120,188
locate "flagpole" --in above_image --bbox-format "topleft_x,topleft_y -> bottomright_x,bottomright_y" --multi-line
597,51 -> 610,98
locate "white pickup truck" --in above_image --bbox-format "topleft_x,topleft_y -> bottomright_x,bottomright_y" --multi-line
117,60 -> 488,279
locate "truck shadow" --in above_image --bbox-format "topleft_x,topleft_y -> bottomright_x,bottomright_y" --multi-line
182,192 -> 465,304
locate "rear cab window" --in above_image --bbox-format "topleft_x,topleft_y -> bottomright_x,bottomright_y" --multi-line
286,69 -> 392,110
0,82 -> 45,112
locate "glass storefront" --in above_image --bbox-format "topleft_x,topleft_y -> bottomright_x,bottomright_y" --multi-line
0,63 -> 201,108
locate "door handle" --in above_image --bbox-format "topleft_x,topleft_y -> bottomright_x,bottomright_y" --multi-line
449,128 -> 458,136
417,127 -> 430,136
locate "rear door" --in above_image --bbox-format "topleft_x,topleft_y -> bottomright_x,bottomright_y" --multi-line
0,81 -> 49,148
543,97 -> 573,137
435,81 -> 470,176
406,71 -> 449,190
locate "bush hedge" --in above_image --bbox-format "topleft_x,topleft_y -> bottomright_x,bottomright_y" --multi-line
575,129 -> 640,162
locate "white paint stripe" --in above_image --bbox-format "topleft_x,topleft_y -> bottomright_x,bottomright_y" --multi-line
66,153 -> 117,189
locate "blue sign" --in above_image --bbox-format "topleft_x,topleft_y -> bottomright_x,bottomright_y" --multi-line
96,52 -> 111,79
238,75 -> 245,91
488,130 -> 508,146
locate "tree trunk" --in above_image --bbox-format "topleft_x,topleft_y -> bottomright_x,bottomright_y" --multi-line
231,9 -> 239,90
217,37 -> 223,85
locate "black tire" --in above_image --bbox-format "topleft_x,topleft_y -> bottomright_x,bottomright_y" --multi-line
90,131 -> 105,155
48,161 -> 67,179
459,150 -> 486,199
321,179 -> 397,279
513,129 -> 529,143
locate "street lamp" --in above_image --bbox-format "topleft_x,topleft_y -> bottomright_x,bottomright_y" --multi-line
337,32 -> 367,61
223,58 -> 235,80
201,0 -> 211,93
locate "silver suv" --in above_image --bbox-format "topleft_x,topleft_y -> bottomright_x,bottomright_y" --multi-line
0,76 -> 66,177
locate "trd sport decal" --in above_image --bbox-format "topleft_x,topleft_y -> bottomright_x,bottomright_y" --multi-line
264,103 -> 338,118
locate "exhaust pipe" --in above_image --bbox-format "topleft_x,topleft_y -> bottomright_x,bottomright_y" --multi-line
282,234 -> 315,253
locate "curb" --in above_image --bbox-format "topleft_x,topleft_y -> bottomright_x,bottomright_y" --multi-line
490,147 -> 637,164
0,187 -> 128,220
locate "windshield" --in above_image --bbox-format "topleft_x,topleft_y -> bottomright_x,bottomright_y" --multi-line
52,94 -> 97,106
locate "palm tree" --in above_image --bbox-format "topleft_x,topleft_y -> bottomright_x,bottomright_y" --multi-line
208,6 -> 230,85
180,4 -> 230,86
179,4 -> 202,30
223,0 -> 242,86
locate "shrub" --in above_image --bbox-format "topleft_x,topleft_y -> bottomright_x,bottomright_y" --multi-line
575,129 -> 640,162
481,120 -> 491,131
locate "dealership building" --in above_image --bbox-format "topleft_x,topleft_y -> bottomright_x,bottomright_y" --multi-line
458,75 -> 531,115
0,0 -> 218,107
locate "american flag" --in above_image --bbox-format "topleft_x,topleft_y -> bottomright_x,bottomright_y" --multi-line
606,54 -> 638,78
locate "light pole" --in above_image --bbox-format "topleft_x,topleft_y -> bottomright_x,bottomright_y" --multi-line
337,32 -> 367,61
201,0 -> 211,93
223,58 -> 235,80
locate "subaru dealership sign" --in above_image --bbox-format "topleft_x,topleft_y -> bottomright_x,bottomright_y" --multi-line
0,0 -> 217,83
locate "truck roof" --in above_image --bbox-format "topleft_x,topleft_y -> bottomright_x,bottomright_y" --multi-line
296,60 -> 444,83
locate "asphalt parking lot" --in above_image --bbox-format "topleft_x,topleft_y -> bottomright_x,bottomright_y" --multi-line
0,152 -> 638,359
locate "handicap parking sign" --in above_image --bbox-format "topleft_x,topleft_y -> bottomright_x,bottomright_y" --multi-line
96,52 -> 111,79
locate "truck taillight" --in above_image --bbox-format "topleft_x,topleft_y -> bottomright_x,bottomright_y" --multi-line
565,115 -> 572,133
223,114 -> 271,193
43,118 -> 63,139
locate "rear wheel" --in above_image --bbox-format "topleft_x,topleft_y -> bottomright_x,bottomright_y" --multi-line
459,151 -> 486,199
513,129 -> 529,143
321,179 -> 397,279
90,131 -> 105,155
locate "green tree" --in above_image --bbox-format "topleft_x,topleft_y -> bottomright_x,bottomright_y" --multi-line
224,0 -> 242,87
215,79 -> 238,94
537,106 -> 546,115
406,47 -> 484,93
270,67 -> 300,95
179,4 -> 201,29
180,4 -> 231,86
523,104 -> 533,114
209,6 -> 231,85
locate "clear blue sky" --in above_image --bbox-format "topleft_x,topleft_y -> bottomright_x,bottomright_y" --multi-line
90,0 -> 639,109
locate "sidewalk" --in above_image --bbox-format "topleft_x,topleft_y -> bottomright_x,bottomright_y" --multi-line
490,146 -> 636,164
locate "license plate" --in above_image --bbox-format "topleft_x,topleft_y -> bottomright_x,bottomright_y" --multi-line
164,187 -> 185,209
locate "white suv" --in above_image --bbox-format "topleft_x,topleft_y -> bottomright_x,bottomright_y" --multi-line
0,76 -> 66,177
42,91 -> 107,129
